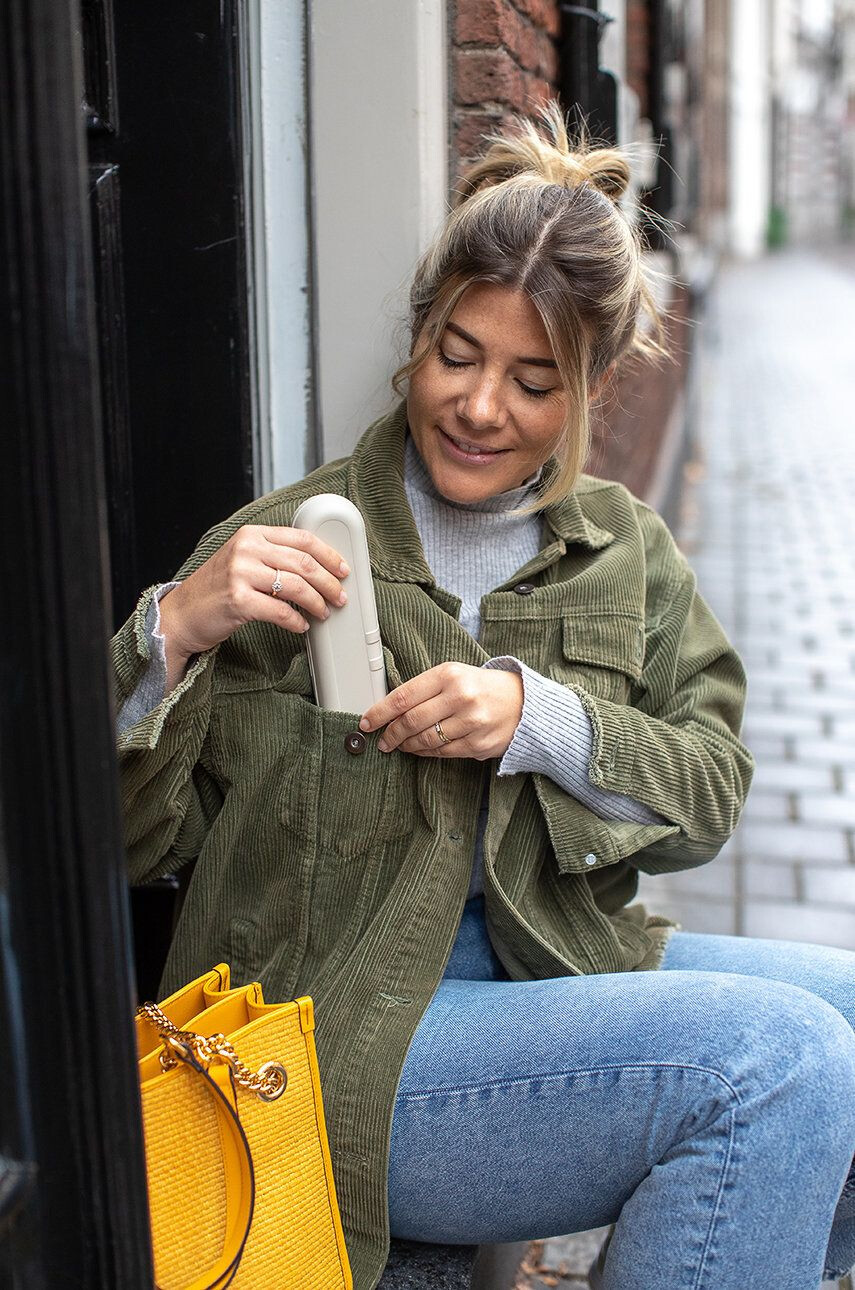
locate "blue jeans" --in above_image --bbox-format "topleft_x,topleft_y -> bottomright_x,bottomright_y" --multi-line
387,895 -> 855,1288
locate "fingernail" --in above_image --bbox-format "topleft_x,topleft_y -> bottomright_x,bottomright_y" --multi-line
340,561 -> 350,575
377,740 -> 389,753
323,606 -> 331,619
359,717 -> 370,731
338,590 -> 348,605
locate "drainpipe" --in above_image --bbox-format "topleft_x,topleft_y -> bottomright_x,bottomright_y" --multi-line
558,2 -> 618,145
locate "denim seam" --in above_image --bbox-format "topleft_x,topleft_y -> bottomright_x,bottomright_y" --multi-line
690,1098 -> 738,1290
397,1060 -> 744,1106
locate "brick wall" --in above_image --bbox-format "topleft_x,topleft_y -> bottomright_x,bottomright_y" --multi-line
449,0 -> 691,512
451,0 -> 560,171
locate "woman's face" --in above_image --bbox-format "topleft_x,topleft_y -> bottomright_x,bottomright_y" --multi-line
406,282 -> 567,504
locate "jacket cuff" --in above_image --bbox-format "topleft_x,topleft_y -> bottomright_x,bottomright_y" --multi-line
113,585 -> 219,752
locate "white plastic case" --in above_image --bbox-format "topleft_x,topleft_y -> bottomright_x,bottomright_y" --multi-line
290,494 -> 388,712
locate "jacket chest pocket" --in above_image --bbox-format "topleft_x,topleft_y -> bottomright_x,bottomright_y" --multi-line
547,614 -> 645,705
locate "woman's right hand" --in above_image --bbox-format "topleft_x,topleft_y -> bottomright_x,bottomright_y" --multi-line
159,524 -> 350,683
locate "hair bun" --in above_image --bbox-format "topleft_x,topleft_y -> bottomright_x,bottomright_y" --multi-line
455,100 -> 631,207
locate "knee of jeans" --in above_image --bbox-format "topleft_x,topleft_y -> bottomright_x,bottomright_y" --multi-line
730,978 -> 855,1132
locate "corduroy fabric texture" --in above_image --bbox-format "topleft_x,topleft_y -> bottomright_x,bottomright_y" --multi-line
113,398 -> 754,1290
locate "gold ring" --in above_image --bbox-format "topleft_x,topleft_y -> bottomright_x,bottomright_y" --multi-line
435,720 -> 451,745
271,571 -> 283,597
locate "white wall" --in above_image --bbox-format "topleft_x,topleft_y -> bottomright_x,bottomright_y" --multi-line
729,0 -> 773,257
308,0 -> 448,462
246,0 -> 314,492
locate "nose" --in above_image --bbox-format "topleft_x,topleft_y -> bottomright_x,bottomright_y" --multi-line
458,370 -> 507,431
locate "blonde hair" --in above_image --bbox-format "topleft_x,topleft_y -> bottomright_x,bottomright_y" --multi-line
392,101 -> 676,513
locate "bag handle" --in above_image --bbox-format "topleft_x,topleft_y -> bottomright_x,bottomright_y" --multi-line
173,1053 -> 256,1290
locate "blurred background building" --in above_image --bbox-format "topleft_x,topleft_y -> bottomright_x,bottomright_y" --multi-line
72,0 -> 855,630
4,1 -> 855,1285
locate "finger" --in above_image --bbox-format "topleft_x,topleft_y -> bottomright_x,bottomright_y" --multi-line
360,670 -> 446,733
260,542 -> 348,612
259,525 -> 351,578
242,586 -> 313,635
251,562 -> 331,623
397,713 -> 464,755
377,697 -> 458,753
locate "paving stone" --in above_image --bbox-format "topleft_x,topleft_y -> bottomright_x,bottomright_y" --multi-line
742,734 -> 791,762
796,793 -> 855,828
736,822 -> 849,864
637,892 -> 738,936
742,860 -> 799,901
773,651 -> 855,675
652,859 -> 736,902
750,761 -> 834,792
742,900 -> 855,950
773,689 -> 855,717
800,866 -> 855,909
792,736 -> 855,767
742,710 -> 825,738
741,789 -> 793,822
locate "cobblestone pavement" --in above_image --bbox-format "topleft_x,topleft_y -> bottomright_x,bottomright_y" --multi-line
518,245 -> 855,1290
639,244 -> 855,953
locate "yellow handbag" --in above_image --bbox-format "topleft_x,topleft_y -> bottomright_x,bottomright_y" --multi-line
136,964 -> 353,1290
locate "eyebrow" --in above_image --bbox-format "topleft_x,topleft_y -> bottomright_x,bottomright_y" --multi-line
445,321 -> 558,368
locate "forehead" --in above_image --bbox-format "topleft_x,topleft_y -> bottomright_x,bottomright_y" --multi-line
447,283 -> 552,356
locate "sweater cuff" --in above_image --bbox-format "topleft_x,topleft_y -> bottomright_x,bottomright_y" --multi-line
116,581 -> 181,735
482,655 -> 670,826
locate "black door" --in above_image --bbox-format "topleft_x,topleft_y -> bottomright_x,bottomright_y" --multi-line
82,0 -> 256,630
1,0 -> 155,1283
81,0 -> 258,997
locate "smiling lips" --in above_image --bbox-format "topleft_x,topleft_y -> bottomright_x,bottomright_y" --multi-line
440,427 -> 509,460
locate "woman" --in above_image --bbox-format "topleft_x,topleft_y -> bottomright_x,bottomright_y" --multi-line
115,105 -> 855,1289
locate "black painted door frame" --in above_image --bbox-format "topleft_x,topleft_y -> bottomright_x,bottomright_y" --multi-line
84,0 -> 256,632
0,0 -> 154,1284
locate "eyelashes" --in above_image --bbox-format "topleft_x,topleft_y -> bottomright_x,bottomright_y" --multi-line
436,350 -> 555,401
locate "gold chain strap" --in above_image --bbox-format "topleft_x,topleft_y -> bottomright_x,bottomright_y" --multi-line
137,1000 -> 288,1102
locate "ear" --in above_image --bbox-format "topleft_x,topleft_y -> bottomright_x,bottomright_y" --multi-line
589,360 -> 618,403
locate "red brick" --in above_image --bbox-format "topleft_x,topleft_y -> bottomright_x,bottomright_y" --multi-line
454,47 -> 526,108
455,0 -> 506,46
457,0 -> 552,78
453,110 -> 506,157
511,0 -> 561,39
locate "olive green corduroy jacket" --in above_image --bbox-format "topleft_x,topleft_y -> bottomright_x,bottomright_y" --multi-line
113,399 -> 754,1290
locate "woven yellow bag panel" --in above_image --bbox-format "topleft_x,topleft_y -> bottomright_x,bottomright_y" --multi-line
139,987 -> 352,1290
141,1064 -> 229,1279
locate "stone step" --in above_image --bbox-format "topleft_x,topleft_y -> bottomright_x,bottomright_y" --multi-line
378,1240 -> 528,1289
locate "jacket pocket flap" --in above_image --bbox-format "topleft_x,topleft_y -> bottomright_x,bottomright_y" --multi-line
557,615 -> 645,683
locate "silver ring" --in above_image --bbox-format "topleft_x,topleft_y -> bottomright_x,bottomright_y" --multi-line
271,571 -> 283,597
435,720 -> 451,745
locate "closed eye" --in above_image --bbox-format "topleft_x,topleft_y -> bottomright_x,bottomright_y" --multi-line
437,350 -> 556,400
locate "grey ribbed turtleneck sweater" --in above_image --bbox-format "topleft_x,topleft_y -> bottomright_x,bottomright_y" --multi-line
118,434 -> 667,901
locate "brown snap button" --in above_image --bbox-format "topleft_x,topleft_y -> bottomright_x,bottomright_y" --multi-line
344,731 -> 366,756
513,582 -> 535,596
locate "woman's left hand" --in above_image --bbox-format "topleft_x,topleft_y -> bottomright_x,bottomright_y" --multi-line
359,662 -> 524,760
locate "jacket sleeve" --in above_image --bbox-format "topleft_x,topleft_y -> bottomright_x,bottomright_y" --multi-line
558,504 -> 755,875
112,583 -> 222,886
111,514 -> 246,886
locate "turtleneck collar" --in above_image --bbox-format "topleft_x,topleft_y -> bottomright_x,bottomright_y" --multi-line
404,430 -> 546,514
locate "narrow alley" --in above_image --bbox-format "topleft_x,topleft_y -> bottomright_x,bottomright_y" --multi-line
522,244 -> 855,1290
639,244 -> 855,952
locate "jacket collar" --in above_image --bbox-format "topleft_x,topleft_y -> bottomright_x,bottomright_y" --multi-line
347,399 -> 614,584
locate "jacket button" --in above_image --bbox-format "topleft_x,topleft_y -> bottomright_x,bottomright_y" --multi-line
344,731 -> 366,756
513,582 -> 535,596
584,853 -> 597,866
